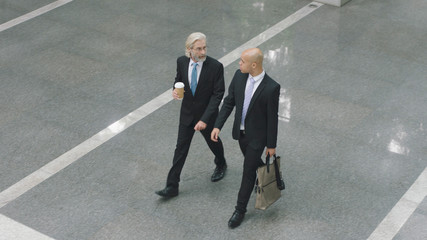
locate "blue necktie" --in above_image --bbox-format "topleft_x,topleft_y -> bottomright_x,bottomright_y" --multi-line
241,77 -> 255,126
191,63 -> 198,96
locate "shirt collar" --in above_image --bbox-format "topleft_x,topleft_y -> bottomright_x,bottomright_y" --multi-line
190,58 -> 204,68
249,70 -> 265,83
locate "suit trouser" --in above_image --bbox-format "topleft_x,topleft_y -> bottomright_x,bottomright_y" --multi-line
236,132 -> 264,213
166,121 -> 226,188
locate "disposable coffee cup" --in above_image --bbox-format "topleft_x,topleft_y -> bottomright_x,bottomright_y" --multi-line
174,82 -> 185,99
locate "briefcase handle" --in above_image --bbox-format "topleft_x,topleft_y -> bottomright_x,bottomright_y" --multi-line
266,154 -> 285,190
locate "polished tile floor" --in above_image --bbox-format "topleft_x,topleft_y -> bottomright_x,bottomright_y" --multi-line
0,0 -> 426,239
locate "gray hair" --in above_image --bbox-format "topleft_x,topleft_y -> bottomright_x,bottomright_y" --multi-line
185,32 -> 206,58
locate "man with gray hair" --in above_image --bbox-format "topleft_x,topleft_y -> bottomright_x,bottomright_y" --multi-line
156,32 -> 227,198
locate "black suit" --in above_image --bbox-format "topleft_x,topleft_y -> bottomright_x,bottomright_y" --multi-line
215,69 -> 280,212
166,55 -> 226,188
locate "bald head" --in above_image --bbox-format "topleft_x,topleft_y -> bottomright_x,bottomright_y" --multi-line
243,48 -> 263,65
239,48 -> 264,75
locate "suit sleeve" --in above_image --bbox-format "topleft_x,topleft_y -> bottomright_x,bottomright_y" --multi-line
200,63 -> 225,123
214,72 -> 237,130
173,58 -> 183,88
266,83 -> 280,148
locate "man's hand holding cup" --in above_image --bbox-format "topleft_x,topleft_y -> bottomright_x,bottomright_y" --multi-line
173,82 -> 185,100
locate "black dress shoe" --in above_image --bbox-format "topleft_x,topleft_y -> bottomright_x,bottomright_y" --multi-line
211,164 -> 227,182
228,210 -> 245,229
155,186 -> 178,198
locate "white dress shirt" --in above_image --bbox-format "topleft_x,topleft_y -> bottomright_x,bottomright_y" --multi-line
188,59 -> 203,86
240,70 -> 265,130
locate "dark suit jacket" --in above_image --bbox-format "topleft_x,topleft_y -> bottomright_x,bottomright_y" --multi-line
174,56 -> 225,126
215,69 -> 280,150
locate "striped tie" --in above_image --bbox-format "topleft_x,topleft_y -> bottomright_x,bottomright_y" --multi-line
191,63 -> 198,95
241,77 -> 255,126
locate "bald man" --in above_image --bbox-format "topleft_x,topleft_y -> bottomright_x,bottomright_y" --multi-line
211,48 -> 280,228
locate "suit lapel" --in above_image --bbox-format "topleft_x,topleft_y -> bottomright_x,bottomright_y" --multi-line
247,77 -> 267,114
238,73 -> 249,108
183,58 -> 190,88
195,58 -> 209,97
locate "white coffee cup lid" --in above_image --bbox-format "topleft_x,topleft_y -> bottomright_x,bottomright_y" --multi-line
174,82 -> 184,88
